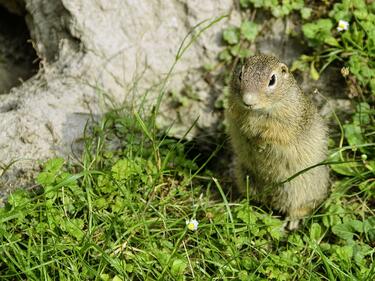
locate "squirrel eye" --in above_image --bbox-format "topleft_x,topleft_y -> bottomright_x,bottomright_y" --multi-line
268,74 -> 276,87
238,69 -> 242,82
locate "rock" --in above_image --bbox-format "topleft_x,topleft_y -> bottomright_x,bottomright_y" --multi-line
0,0 -> 240,192
0,0 -> 349,195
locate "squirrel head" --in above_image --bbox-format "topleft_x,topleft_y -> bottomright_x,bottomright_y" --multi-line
231,55 -> 296,112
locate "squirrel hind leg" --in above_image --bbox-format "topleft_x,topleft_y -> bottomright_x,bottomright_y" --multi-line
281,218 -> 300,231
284,219 -> 300,231
284,206 -> 313,231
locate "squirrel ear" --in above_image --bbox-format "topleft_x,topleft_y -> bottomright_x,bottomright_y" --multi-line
280,63 -> 288,75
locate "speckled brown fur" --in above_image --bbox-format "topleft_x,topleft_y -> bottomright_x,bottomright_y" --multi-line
226,54 -> 329,230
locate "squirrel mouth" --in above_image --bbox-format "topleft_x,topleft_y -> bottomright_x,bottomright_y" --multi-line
241,102 -> 260,111
242,103 -> 253,109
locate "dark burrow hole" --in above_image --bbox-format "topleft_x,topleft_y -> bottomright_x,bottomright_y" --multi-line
0,4 -> 38,94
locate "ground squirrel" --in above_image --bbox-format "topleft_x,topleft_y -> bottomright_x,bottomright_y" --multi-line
226,54 -> 329,230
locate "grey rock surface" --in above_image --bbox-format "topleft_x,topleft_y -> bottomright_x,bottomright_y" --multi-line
0,0 -> 348,194
0,0 -> 239,192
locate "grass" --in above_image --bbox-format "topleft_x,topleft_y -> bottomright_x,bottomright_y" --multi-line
1,3 -> 375,280
0,104 -> 374,280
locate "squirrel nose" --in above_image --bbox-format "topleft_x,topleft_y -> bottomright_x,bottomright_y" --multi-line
242,93 -> 257,107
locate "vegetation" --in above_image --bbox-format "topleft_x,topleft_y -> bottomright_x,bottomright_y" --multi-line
1,0 -> 374,280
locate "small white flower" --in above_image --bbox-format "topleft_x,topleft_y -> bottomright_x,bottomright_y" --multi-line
186,219 -> 199,231
337,20 -> 349,32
